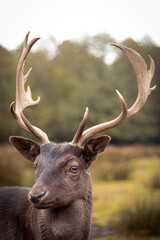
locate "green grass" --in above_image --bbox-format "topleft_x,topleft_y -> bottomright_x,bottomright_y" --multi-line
92,153 -> 160,226
117,198 -> 160,236
90,146 -> 160,239
94,236 -> 160,240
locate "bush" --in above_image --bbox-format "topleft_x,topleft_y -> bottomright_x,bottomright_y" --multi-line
91,145 -> 160,182
147,172 -> 160,189
106,161 -> 133,181
91,157 -> 133,182
116,198 -> 160,237
0,145 -> 34,186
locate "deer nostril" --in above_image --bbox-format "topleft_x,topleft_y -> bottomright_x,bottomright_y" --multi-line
29,191 -> 46,204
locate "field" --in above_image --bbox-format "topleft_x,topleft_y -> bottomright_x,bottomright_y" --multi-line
0,144 -> 160,239
90,145 -> 160,239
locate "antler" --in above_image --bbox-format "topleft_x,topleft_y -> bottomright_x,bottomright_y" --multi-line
10,32 -> 50,144
71,43 -> 156,146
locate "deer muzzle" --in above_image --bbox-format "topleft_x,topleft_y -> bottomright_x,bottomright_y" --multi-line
29,190 -> 46,204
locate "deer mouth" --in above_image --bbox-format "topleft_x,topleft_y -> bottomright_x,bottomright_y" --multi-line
28,189 -> 72,209
32,201 -> 70,209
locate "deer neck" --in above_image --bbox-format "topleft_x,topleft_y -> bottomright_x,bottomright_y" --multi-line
35,185 -> 93,240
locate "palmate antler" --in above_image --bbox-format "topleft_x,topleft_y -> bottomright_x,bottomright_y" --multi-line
71,43 -> 156,146
10,32 -> 50,144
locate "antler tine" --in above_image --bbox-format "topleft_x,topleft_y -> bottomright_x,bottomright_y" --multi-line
113,44 -> 156,118
16,33 -> 40,112
71,107 -> 89,145
77,90 -> 128,146
72,43 -> 156,146
10,32 -> 50,144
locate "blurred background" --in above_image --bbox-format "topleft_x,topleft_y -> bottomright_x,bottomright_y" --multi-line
0,0 -> 160,239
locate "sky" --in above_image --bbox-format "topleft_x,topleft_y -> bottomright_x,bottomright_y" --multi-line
0,0 -> 160,51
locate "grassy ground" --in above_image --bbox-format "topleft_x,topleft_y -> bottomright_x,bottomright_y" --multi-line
92,156 -> 160,225
90,145 -> 160,239
95,237 -> 160,240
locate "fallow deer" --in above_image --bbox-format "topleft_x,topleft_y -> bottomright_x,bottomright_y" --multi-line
0,32 -> 156,240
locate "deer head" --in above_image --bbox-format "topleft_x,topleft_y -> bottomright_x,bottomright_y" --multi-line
9,33 -> 155,209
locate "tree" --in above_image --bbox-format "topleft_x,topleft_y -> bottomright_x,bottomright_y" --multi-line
0,34 -> 159,144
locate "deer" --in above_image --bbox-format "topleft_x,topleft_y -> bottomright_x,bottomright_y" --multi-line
0,32 -> 156,240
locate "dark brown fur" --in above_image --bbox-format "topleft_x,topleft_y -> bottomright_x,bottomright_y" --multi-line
0,135 -> 111,240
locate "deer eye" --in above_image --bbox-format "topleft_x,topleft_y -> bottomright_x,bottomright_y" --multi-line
70,166 -> 79,173
34,162 -> 37,169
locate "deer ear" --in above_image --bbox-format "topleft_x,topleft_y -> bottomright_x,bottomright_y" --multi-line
9,136 -> 40,162
83,135 -> 111,164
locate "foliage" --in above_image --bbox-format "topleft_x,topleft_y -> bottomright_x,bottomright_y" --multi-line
0,45 -> 16,142
146,172 -> 160,189
91,146 -> 160,239
91,156 -> 133,181
94,236 -> 160,240
91,145 -> 160,182
0,33 -> 159,144
0,145 -> 34,187
0,145 -> 22,186
116,198 -> 160,236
